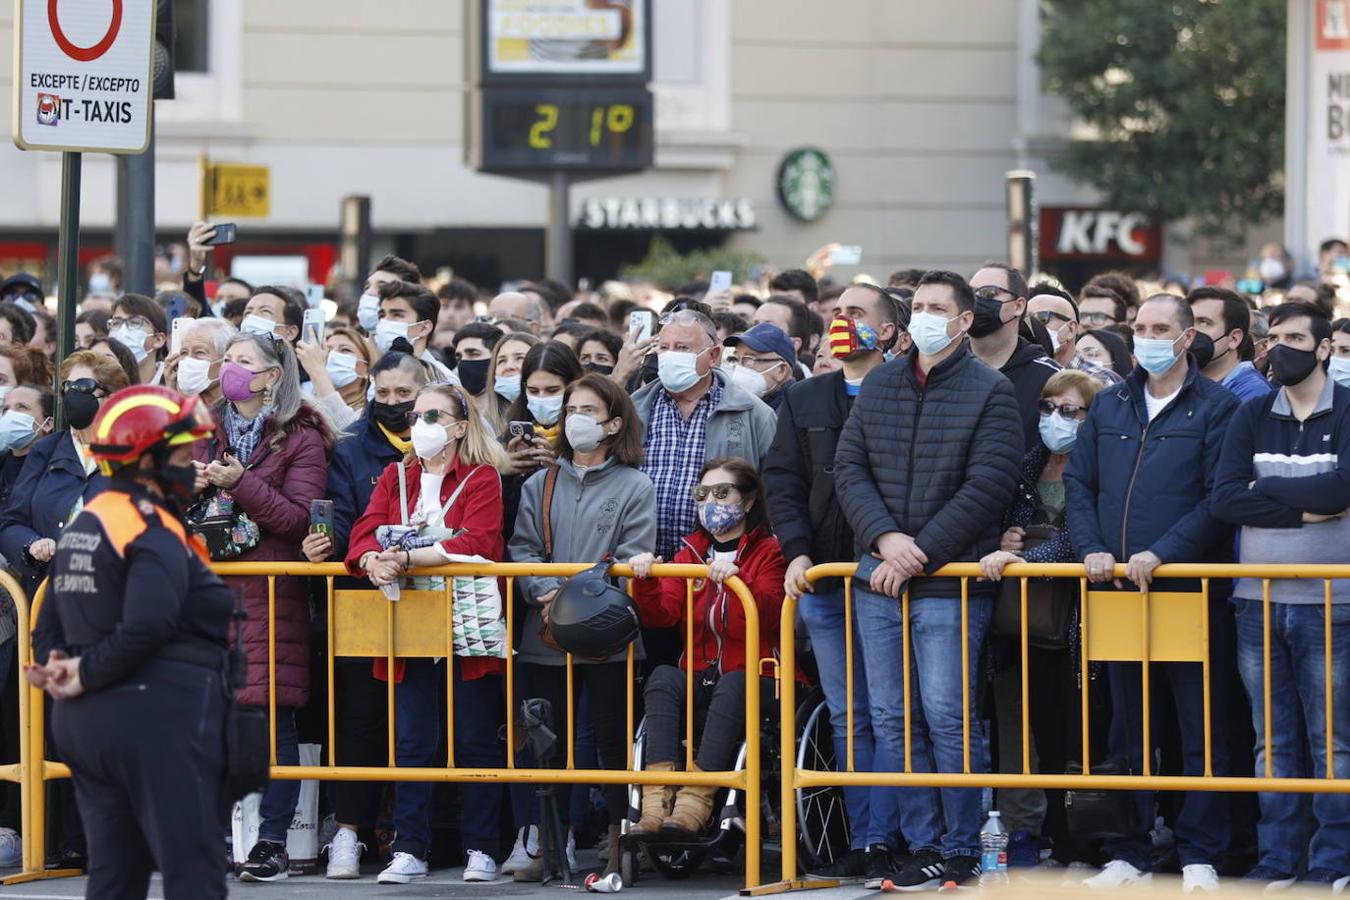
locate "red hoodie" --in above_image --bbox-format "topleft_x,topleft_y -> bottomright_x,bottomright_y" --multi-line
632,525 -> 788,676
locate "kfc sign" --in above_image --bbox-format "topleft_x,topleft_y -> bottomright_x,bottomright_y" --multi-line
1039,208 -> 1162,262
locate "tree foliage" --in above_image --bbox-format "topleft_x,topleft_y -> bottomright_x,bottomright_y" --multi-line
619,237 -> 764,290
1038,0 -> 1285,243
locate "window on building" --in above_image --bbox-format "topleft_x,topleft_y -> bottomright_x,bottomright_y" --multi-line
175,0 -> 210,73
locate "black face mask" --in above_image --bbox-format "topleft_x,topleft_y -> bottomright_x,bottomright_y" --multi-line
584,362 -> 615,376
456,358 -> 490,396
371,399 -> 415,434
156,460 -> 201,508
1188,331 -> 1216,369
63,389 -> 100,430
1267,344 -> 1320,387
968,296 -> 1009,338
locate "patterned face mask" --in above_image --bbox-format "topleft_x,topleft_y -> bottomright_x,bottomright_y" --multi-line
828,316 -> 880,358
698,499 -> 746,535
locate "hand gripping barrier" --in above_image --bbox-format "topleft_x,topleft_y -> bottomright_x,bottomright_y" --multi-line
22,561 -> 765,888
754,561 -> 1350,894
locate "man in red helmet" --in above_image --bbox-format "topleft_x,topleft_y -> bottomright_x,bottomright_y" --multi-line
25,386 -> 234,899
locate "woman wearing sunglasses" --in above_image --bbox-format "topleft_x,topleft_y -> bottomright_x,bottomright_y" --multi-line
977,368 -> 1105,866
345,383 -> 509,885
191,332 -> 335,883
0,351 -> 129,599
627,458 -> 787,838
505,373 -> 656,880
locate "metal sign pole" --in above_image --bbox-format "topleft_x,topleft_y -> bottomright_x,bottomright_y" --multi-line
545,170 -> 573,286
55,152 -> 82,430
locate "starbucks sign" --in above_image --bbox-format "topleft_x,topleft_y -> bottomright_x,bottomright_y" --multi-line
776,147 -> 835,222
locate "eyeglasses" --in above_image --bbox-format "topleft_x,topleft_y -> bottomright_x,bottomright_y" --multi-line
736,356 -> 785,371
692,482 -> 739,501
1030,310 -> 1073,326
107,315 -> 154,332
1080,311 -> 1118,326
404,409 -> 460,427
6,291 -> 41,305
1038,399 -> 1088,420
973,285 -> 1018,302
62,378 -> 106,396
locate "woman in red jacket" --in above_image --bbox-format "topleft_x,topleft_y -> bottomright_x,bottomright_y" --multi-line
627,457 -> 786,838
345,382 -> 509,885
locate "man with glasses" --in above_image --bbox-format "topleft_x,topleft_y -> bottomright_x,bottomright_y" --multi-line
723,322 -> 799,410
1028,283 -> 1122,385
968,262 -> 1062,447
1078,284 -> 1129,329
1064,294 -> 1239,893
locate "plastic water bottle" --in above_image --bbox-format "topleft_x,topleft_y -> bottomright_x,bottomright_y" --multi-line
979,810 -> 1009,886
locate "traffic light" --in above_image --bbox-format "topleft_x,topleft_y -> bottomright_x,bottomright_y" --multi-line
153,0 -> 175,100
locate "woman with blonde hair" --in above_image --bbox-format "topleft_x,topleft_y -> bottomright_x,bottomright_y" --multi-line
295,324 -> 377,430
345,382 -> 509,884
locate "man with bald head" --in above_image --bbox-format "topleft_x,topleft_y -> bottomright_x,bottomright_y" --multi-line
489,291 -> 545,335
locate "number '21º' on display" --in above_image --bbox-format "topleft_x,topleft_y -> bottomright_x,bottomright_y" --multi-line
475,86 -> 654,172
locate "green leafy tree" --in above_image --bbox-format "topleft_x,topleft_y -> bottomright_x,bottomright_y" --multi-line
620,237 -> 765,290
1038,0 -> 1285,242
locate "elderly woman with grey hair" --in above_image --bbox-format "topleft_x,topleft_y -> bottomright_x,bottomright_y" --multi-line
165,316 -> 238,406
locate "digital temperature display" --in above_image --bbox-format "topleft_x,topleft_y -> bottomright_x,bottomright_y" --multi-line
476,86 -> 654,173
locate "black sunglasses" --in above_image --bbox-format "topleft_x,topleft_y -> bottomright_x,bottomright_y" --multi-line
62,378 -> 105,396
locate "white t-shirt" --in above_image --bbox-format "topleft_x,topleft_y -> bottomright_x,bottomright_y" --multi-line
1144,384 -> 1181,421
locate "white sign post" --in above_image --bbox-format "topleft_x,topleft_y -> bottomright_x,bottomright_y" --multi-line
10,0 -> 157,429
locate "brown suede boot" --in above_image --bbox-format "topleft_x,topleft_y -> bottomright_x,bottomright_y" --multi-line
631,760 -> 676,834
602,824 -> 621,877
662,764 -> 716,836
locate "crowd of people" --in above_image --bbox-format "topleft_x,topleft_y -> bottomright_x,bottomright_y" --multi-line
0,228 -> 1349,892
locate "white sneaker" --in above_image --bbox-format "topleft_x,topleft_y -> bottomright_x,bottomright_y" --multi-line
0,827 -> 19,868
464,848 -> 500,882
566,830 -> 578,873
501,826 -> 539,874
1083,859 -> 1152,889
1183,864 -> 1220,894
324,827 -> 364,880
377,851 -> 428,884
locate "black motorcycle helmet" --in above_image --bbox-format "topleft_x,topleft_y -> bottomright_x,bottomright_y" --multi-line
549,560 -> 640,660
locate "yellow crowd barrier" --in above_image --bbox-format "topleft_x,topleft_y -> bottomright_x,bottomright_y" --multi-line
20,561 -> 764,888
764,561 -> 1350,892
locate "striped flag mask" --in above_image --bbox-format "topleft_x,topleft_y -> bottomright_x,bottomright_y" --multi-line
828,316 -> 879,358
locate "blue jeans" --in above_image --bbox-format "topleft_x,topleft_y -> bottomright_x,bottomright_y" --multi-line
393,659 -> 505,859
799,587 -> 897,851
853,587 -> 992,858
257,708 -> 300,844
1235,598 -> 1350,876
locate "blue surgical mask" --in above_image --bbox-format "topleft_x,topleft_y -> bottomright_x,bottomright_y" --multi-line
658,348 -> 708,393
527,393 -> 564,426
1330,356 -> 1350,389
495,374 -> 522,402
0,410 -> 38,453
1134,333 -> 1186,375
908,311 -> 962,356
1038,411 -> 1080,454
326,351 -> 362,388
357,293 -> 380,332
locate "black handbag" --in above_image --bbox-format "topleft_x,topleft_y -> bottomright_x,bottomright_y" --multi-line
993,509 -> 1077,649
185,489 -> 261,561
1064,759 -> 1137,839
222,596 -> 269,802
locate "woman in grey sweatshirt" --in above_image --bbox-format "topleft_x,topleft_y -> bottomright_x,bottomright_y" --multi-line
506,374 -> 656,878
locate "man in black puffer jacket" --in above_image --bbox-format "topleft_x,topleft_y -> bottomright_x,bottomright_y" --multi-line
834,270 -> 1023,890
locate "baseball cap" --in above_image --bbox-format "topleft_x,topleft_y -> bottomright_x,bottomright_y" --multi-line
724,322 -> 797,370
0,273 -> 43,298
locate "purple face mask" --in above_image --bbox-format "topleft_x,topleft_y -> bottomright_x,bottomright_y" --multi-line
698,499 -> 746,535
219,362 -> 262,402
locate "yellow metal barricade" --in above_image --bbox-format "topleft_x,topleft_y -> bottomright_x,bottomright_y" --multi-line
23,561 -> 765,888
0,572 -> 46,885
768,562 -> 1350,891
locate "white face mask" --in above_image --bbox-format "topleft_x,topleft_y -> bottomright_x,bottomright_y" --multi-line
357,293 -> 381,332
1258,257 -> 1288,284
0,386 -> 11,406
177,356 -> 213,396
109,324 -> 152,363
728,364 -> 769,398
326,351 -> 362,388
0,409 -> 37,453
374,319 -> 411,354
1329,356 -> 1350,388
526,393 -> 564,426
908,311 -> 963,356
565,413 -> 606,453
88,272 -> 112,294
240,314 -> 278,337
411,417 -> 449,459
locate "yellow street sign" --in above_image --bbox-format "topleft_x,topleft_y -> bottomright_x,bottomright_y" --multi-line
203,163 -> 270,218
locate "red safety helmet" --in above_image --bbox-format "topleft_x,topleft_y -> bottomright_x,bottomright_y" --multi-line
88,385 -> 215,475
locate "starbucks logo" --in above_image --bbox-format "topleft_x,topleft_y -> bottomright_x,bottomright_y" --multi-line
776,147 -> 835,222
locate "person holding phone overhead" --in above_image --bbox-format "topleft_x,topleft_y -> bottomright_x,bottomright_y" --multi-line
190,331 -> 334,883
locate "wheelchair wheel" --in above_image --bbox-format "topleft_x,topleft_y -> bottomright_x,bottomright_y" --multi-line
794,690 -> 852,871
619,844 -> 639,885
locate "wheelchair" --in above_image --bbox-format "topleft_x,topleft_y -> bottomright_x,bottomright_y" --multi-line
617,684 -> 852,883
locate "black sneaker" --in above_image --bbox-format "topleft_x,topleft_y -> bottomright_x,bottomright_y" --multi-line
937,855 -> 980,891
239,840 -> 289,882
806,847 -> 868,882
864,844 -> 896,889
886,850 -> 944,892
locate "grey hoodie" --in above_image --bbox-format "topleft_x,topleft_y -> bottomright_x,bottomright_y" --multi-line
508,456 -> 657,665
